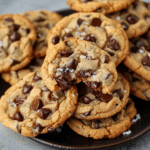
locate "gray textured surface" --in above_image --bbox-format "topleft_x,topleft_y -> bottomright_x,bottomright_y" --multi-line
0,0 -> 150,150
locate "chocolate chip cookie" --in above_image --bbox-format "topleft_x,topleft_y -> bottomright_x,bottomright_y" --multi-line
67,0 -> 135,14
67,98 -> 137,139
106,0 -> 150,39
74,73 -> 130,120
124,36 -> 150,81
42,38 -> 118,94
22,10 -> 62,58
0,14 -> 36,73
1,57 -> 44,85
119,65 -> 150,101
47,13 -> 129,66
0,71 -> 78,137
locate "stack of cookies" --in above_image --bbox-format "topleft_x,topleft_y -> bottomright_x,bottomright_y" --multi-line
0,0 -> 149,140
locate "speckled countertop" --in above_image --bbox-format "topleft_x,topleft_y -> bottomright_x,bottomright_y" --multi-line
0,0 -> 150,150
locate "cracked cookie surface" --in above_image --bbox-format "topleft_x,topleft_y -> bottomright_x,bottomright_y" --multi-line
0,71 -> 78,137
22,10 -> 63,58
124,36 -> 150,81
2,57 -> 44,85
74,73 -> 130,119
67,0 -> 135,14
106,0 -> 150,39
42,38 -> 118,94
67,98 -> 137,139
0,14 -> 36,73
47,13 -> 129,66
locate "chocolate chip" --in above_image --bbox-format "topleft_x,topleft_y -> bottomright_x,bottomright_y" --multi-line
104,55 -> 109,63
33,75 -> 42,82
135,40 -> 145,47
100,93 -> 112,103
34,124 -> 44,132
10,32 -> 21,42
112,114 -> 119,121
11,59 -> 20,66
58,68 -> 72,81
4,17 -> 14,22
25,28 -> 30,34
142,55 -> 150,67
105,73 -> 112,80
82,95 -> 92,104
86,81 -> 102,90
35,17 -> 45,22
62,33 -> 73,41
77,19 -> 83,26
13,112 -> 23,121
66,59 -> 78,70
108,37 -> 120,51
105,50 -> 115,56
82,0 -> 92,3
42,86 -> 50,92
12,24 -> 20,31
126,14 -> 139,24
22,84 -> 33,94
55,76 -> 71,91
39,108 -> 52,120
82,111 -> 91,116
144,2 -> 149,8
59,51 -> 73,57
92,90 -> 102,98
94,121 -> 100,129
84,34 -> 96,43
49,93 -> 58,101
91,18 -> 102,27
113,89 -> 123,100
77,82 -> 87,96
132,2 -> 138,9
12,96 -> 26,107
145,15 -> 150,20
121,22 -> 129,31
77,70 -> 94,78
52,36 -> 60,45
32,99 -> 43,111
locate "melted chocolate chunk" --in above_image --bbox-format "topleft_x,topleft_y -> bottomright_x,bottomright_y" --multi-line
77,69 -> 94,78
62,33 -> 73,41
126,14 -> 139,24
12,24 -> 20,31
13,112 -> 23,121
100,93 -> 112,103
142,55 -> 150,67
104,55 -> 109,63
58,68 -> 72,81
86,81 -> 102,90
55,76 -> 72,91
52,36 -> 60,45
35,17 -> 45,22
113,89 -> 123,100
121,22 -> 129,31
10,32 -> 21,42
49,93 -> 58,101
105,50 -> 115,56
77,82 -> 87,96
92,90 -> 102,98
12,96 -> 26,107
34,124 -> 44,133
59,51 -> 73,57
33,75 -> 42,82
32,99 -> 43,111
108,37 -> 120,51
39,108 -> 52,120
91,18 -> 102,27
82,111 -> 91,116
4,17 -> 14,22
145,15 -> 150,20
22,84 -> 33,94
66,59 -> 78,70
94,121 -> 101,129
82,0 -> 92,3
26,28 -> 30,34
77,19 -> 83,26
84,34 -> 96,43
11,59 -> 20,66
82,95 -> 92,104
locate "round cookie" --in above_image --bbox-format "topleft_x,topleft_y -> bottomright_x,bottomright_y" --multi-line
106,0 -> 150,39
67,98 -> 137,139
22,10 -> 63,58
1,57 -> 44,85
0,14 -> 36,73
123,36 -> 150,81
0,71 -> 78,137
67,0 -> 135,14
74,73 -> 130,120
42,38 -> 118,94
119,65 -> 150,101
47,12 -> 129,66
